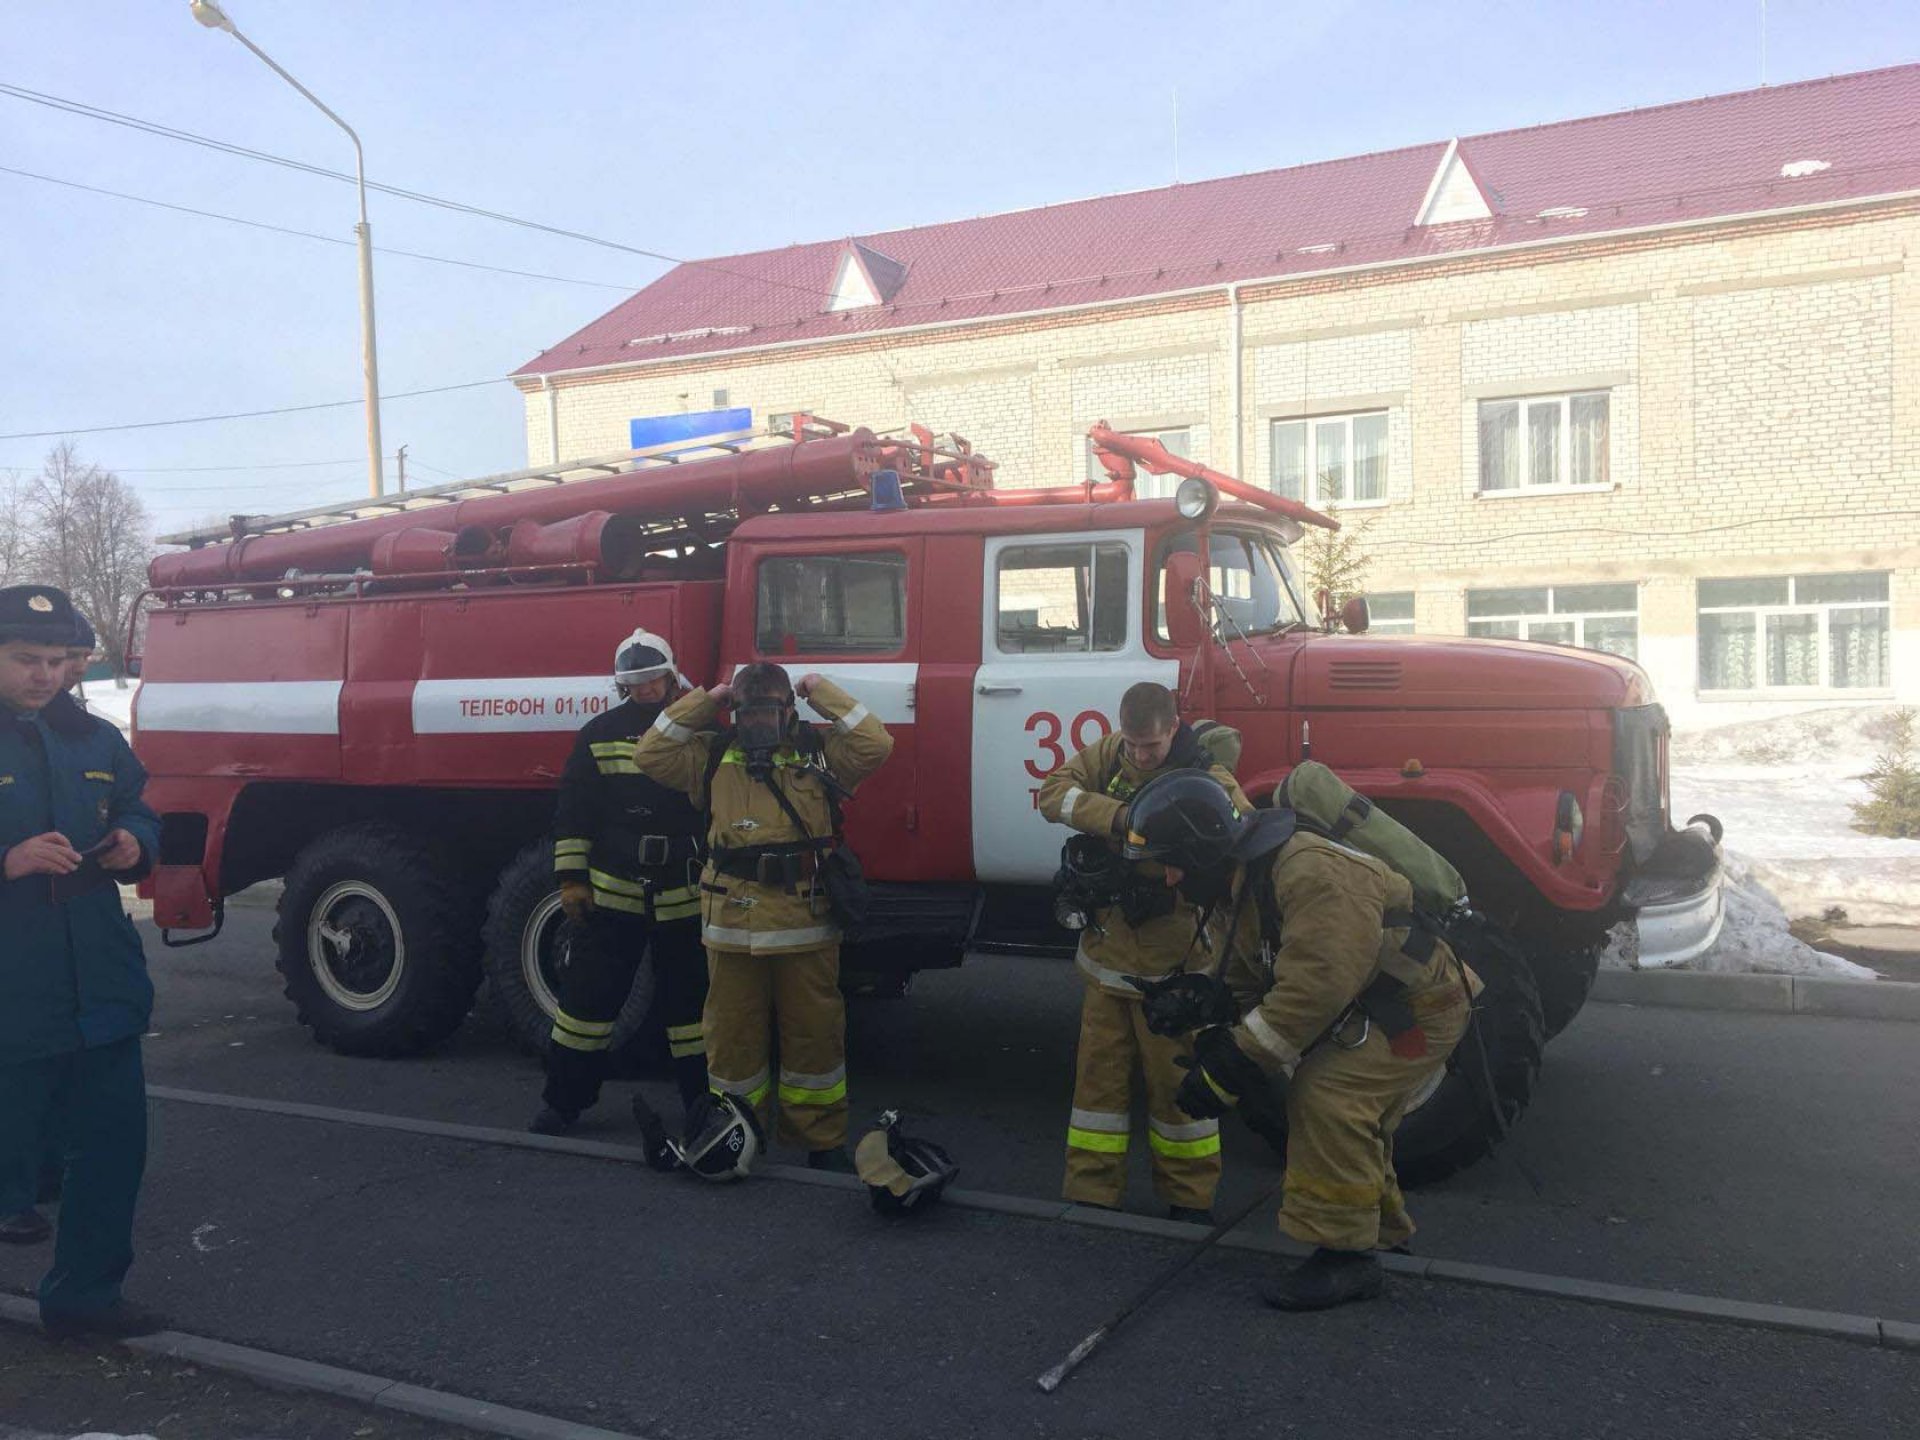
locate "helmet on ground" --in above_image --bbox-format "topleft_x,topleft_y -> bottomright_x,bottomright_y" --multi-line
613,629 -> 677,686
670,1091 -> 764,1181
855,1109 -> 959,1216
1121,771 -> 1247,873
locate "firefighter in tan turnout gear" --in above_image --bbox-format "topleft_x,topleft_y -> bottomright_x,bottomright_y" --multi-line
529,630 -> 707,1154
633,660 -> 892,1171
1037,683 -> 1248,1223
1121,770 -> 1477,1311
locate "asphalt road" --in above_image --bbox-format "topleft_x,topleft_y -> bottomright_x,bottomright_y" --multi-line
3,910 -> 1916,1439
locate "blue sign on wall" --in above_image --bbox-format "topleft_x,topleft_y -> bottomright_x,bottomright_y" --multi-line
630,407 -> 753,451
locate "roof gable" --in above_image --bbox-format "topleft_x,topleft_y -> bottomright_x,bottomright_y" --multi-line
1414,139 -> 1494,225
518,64 -> 1920,378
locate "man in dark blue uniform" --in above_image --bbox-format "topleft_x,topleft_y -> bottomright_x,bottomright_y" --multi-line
529,629 -> 709,1156
0,584 -> 166,1338
0,606 -> 101,1244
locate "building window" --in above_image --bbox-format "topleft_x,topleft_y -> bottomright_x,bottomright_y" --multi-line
1697,572 -> 1890,693
1088,426 -> 1190,499
1367,592 -> 1416,635
756,552 -> 907,656
1467,582 -> 1639,660
996,542 -> 1130,654
1271,411 -> 1388,505
1477,392 -> 1609,492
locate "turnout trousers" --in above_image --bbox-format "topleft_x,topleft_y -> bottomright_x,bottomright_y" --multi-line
543,911 -> 709,1118
0,1037 -> 147,1321
1278,989 -> 1470,1251
1064,984 -> 1221,1212
702,943 -> 847,1152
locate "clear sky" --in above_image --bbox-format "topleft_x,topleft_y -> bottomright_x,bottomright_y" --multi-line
6,0 -> 1917,536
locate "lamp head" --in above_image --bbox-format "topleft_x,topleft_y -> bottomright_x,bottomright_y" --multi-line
190,1 -> 236,33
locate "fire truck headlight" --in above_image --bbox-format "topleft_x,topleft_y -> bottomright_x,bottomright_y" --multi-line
1553,790 -> 1584,863
1175,477 -> 1218,521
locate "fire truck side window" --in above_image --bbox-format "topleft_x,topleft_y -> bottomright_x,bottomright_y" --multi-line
995,543 -> 1130,654
756,552 -> 908,655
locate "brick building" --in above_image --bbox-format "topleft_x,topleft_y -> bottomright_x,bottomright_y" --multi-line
514,66 -> 1920,725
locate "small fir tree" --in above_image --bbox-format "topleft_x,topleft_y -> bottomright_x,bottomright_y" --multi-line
1851,707 -> 1920,839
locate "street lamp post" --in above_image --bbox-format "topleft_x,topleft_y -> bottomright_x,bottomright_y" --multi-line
191,0 -> 385,498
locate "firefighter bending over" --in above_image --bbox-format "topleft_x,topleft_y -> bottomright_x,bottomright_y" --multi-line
633,661 -> 892,1171
1038,683 -> 1247,1224
530,630 -> 709,1146
1121,771 -> 1477,1310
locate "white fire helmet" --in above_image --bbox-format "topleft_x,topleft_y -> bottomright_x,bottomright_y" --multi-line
614,628 -> 677,687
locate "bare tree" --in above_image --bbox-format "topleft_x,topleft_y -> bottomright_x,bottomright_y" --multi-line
26,443 -> 151,679
0,471 -> 28,586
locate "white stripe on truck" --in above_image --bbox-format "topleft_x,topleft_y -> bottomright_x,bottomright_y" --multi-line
135,680 -> 342,735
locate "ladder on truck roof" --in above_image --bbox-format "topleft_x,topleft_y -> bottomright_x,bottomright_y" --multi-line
155,425 -> 791,548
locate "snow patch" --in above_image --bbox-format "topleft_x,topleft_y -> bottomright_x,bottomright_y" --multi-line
1780,158 -> 1832,178
76,683 -> 136,735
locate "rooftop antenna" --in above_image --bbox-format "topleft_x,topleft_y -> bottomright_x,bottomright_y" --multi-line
1760,0 -> 1769,85
1172,85 -> 1181,183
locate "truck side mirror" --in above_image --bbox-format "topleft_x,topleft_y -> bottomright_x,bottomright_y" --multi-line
1163,551 -> 1208,650
1339,595 -> 1371,634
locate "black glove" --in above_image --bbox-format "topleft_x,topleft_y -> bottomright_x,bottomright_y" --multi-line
1173,1025 -> 1270,1120
1127,971 -> 1237,1038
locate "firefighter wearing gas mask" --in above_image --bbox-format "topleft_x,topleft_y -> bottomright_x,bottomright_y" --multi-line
530,630 -> 709,1147
632,660 -> 892,1171
1121,771 -> 1478,1312
1037,682 -> 1247,1223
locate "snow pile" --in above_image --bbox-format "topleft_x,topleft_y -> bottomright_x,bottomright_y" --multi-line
1669,705 -> 1920,928
76,683 -> 135,735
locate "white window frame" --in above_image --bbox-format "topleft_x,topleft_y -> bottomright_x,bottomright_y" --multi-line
1466,583 -> 1639,660
1475,390 -> 1611,497
1270,410 -> 1390,508
1365,591 -> 1416,635
1087,426 -> 1190,499
1696,573 -> 1893,697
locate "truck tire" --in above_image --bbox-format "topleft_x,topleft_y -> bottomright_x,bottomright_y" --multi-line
1393,949 -> 1545,1189
275,824 -> 482,1057
480,841 -> 655,1057
1532,943 -> 1601,1040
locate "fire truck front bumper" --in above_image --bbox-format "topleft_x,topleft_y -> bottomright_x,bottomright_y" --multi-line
1623,814 -> 1727,970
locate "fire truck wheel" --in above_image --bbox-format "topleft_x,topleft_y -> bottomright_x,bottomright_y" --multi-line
1532,943 -> 1601,1040
1389,946 -> 1545,1189
275,824 -> 483,1057
481,841 -> 656,1056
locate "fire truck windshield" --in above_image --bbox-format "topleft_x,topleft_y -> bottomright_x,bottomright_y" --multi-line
1153,528 -> 1310,641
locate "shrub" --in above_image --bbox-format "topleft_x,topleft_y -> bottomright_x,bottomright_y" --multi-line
1851,707 -> 1920,839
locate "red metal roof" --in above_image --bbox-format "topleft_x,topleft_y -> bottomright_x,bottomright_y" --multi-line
516,64 -> 1920,378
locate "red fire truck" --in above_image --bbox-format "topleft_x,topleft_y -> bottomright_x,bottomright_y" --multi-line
133,418 -> 1722,1182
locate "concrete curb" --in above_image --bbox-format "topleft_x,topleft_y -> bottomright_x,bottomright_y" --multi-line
1592,968 -> 1920,1022
144,1085 -> 1920,1358
0,1293 -> 643,1439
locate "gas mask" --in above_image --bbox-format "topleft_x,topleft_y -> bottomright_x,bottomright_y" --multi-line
734,698 -> 792,779
1173,862 -> 1234,911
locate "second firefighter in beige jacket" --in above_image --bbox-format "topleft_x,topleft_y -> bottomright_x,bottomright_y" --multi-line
1037,683 -> 1248,1219
633,662 -> 892,1167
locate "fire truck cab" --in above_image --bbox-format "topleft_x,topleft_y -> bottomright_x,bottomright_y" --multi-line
133,420 -> 1723,1183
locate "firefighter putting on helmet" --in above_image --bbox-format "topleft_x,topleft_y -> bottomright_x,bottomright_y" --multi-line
1122,767 -> 1480,1312
1038,683 -> 1248,1225
529,630 -> 710,1167
633,660 -> 892,1173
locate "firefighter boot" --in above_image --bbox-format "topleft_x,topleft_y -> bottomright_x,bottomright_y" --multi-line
0,1210 -> 51,1245
1263,1248 -> 1385,1312
528,1107 -> 577,1136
